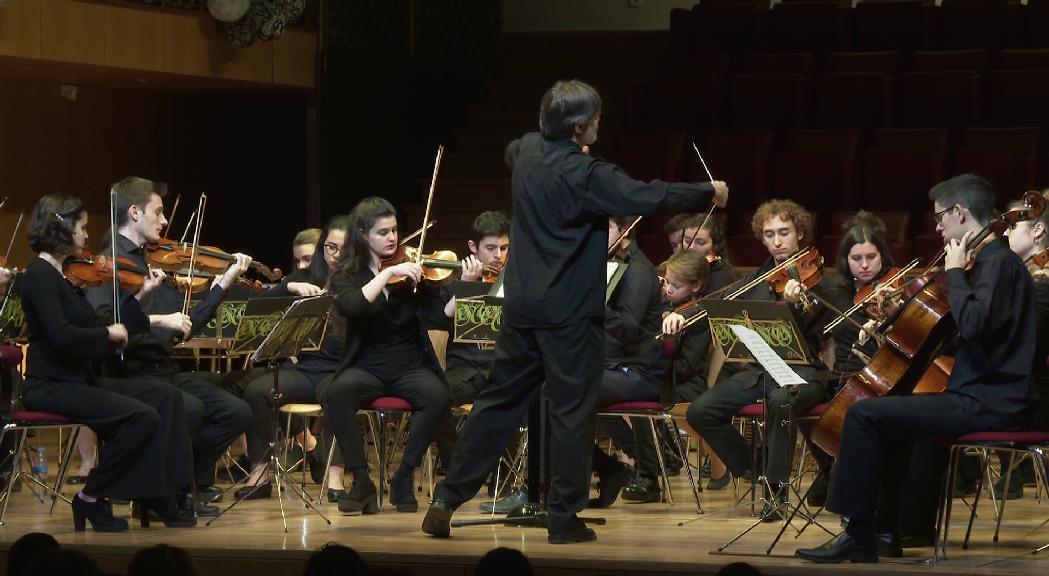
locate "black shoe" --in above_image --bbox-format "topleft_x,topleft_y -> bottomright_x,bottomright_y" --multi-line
136,496 -> 197,528
953,479 -> 978,498
338,476 -> 378,514
706,472 -> 732,490
306,448 -> 326,485
548,515 -> 597,544
588,464 -> 633,509
196,485 -> 223,504
234,482 -> 272,500
701,457 -> 712,478
621,477 -> 661,503
796,531 -> 878,563
807,473 -> 829,508
326,488 -> 346,503
993,474 -> 1024,500
876,532 -> 903,558
389,474 -> 418,513
72,496 -> 128,532
67,474 -> 88,485
422,499 -> 453,537
479,488 -> 528,514
286,444 -> 305,472
179,492 -> 219,517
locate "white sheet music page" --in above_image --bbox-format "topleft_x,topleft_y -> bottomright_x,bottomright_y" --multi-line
729,324 -> 808,387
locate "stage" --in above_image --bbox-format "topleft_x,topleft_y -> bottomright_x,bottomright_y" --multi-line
1,473 -> 1048,576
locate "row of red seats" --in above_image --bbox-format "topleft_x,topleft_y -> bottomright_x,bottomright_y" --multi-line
670,0 -> 1049,55
624,68 -> 1049,136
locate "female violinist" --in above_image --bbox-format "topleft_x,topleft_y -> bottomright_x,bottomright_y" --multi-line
233,215 -> 350,500
317,197 -> 450,514
19,194 -> 194,531
685,199 -> 837,516
681,214 -> 737,293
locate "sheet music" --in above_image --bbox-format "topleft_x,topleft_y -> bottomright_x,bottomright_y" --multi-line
729,324 -> 807,387
606,261 -> 618,284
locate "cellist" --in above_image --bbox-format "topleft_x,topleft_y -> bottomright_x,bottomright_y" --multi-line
797,174 -> 1037,563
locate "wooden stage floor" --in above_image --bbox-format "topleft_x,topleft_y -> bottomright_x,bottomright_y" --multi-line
1,473 -> 1049,576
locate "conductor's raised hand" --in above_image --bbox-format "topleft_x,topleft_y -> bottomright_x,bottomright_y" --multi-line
711,181 -> 729,208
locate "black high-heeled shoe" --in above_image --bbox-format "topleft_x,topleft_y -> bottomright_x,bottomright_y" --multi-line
389,474 -> 418,513
135,496 -> 197,528
72,495 -> 128,532
337,476 -> 378,514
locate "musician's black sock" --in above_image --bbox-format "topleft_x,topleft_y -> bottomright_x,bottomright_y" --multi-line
845,517 -> 874,540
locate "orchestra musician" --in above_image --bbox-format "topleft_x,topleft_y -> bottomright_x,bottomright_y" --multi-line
316,197 -> 450,515
423,79 -> 728,543
19,193 -> 193,531
292,228 -> 322,272
683,199 -> 837,520
85,177 -> 254,515
796,174 -> 1036,563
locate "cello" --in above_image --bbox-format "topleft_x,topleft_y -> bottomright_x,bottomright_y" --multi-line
811,191 -> 1047,456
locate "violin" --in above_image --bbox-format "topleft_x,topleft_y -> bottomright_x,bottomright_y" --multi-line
64,251 -> 148,292
854,267 -> 903,305
481,259 -> 505,283
145,238 -> 282,282
1026,246 -> 1049,273
380,245 -> 461,287
764,249 -> 824,297
705,252 -> 721,265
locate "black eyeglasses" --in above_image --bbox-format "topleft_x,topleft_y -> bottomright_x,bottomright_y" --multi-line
323,242 -> 341,255
933,205 -> 955,225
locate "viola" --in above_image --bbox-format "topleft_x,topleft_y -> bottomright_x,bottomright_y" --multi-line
145,238 -> 282,282
380,245 -> 461,287
481,259 -> 505,283
64,251 -> 148,292
853,267 -> 902,305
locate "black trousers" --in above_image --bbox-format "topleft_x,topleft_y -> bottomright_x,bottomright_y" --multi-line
317,366 -> 448,472
827,393 -> 1018,520
21,376 -> 192,499
435,318 -> 604,528
593,367 -> 660,479
242,365 -> 329,465
127,365 -> 252,487
686,369 -> 827,484
435,368 -> 490,466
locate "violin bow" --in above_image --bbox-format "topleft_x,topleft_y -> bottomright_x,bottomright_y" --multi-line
413,145 -> 444,289
3,213 -> 22,265
163,193 -> 181,240
608,216 -> 643,258
181,194 -> 207,318
684,142 -> 718,252
400,220 -> 436,247
109,187 -> 124,361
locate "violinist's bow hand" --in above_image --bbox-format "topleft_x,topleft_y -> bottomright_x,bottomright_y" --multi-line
856,319 -> 878,346
711,181 -> 729,208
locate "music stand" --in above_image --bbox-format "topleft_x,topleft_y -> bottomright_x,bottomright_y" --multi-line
207,295 -> 334,532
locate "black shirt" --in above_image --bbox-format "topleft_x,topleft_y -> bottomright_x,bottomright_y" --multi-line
21,258 -> 148,384
667,295 -> 713,402
331,267 -> 448,382
705,258 -> 738,295
502,133 -> 715,328
605,242 -> 664,384
85,233 -> 226,363
945,239 -> 1035,420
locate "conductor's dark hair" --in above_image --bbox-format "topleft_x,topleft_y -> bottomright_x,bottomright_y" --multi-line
471,211 -> 511,245
928,174 -> 996,225
28,194 -> 85,254
539,79 -> 602,141
112,176 -> 166,228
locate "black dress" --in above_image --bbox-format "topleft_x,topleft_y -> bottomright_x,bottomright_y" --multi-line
19,258 -> 191,499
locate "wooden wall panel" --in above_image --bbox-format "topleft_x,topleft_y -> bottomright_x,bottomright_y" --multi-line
163,12 -> 272,83
273,29 -> 316,88
105,5 -> 165,72
40,0 -> 107,66
0,0 -> 41,59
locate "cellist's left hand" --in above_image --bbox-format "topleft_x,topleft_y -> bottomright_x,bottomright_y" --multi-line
945,229 -> 976,271
783,278 -> 804,304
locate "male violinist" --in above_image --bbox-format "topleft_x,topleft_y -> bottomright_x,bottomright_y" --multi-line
85,176 -> 254,516
796,174 -> 1036,563
434,210 -> 510,473
680,199 -> 836,516
423,79 -> 728,543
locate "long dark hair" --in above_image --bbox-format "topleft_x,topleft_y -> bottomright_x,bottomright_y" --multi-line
337,197 -> 397,278
835,211 -> 895,293
305,215 -> 350,289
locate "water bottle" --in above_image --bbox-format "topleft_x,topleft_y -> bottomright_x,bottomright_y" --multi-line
31,446 -> 48,481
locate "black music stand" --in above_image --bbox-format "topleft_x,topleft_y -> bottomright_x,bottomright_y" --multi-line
207,295 -> 334,532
